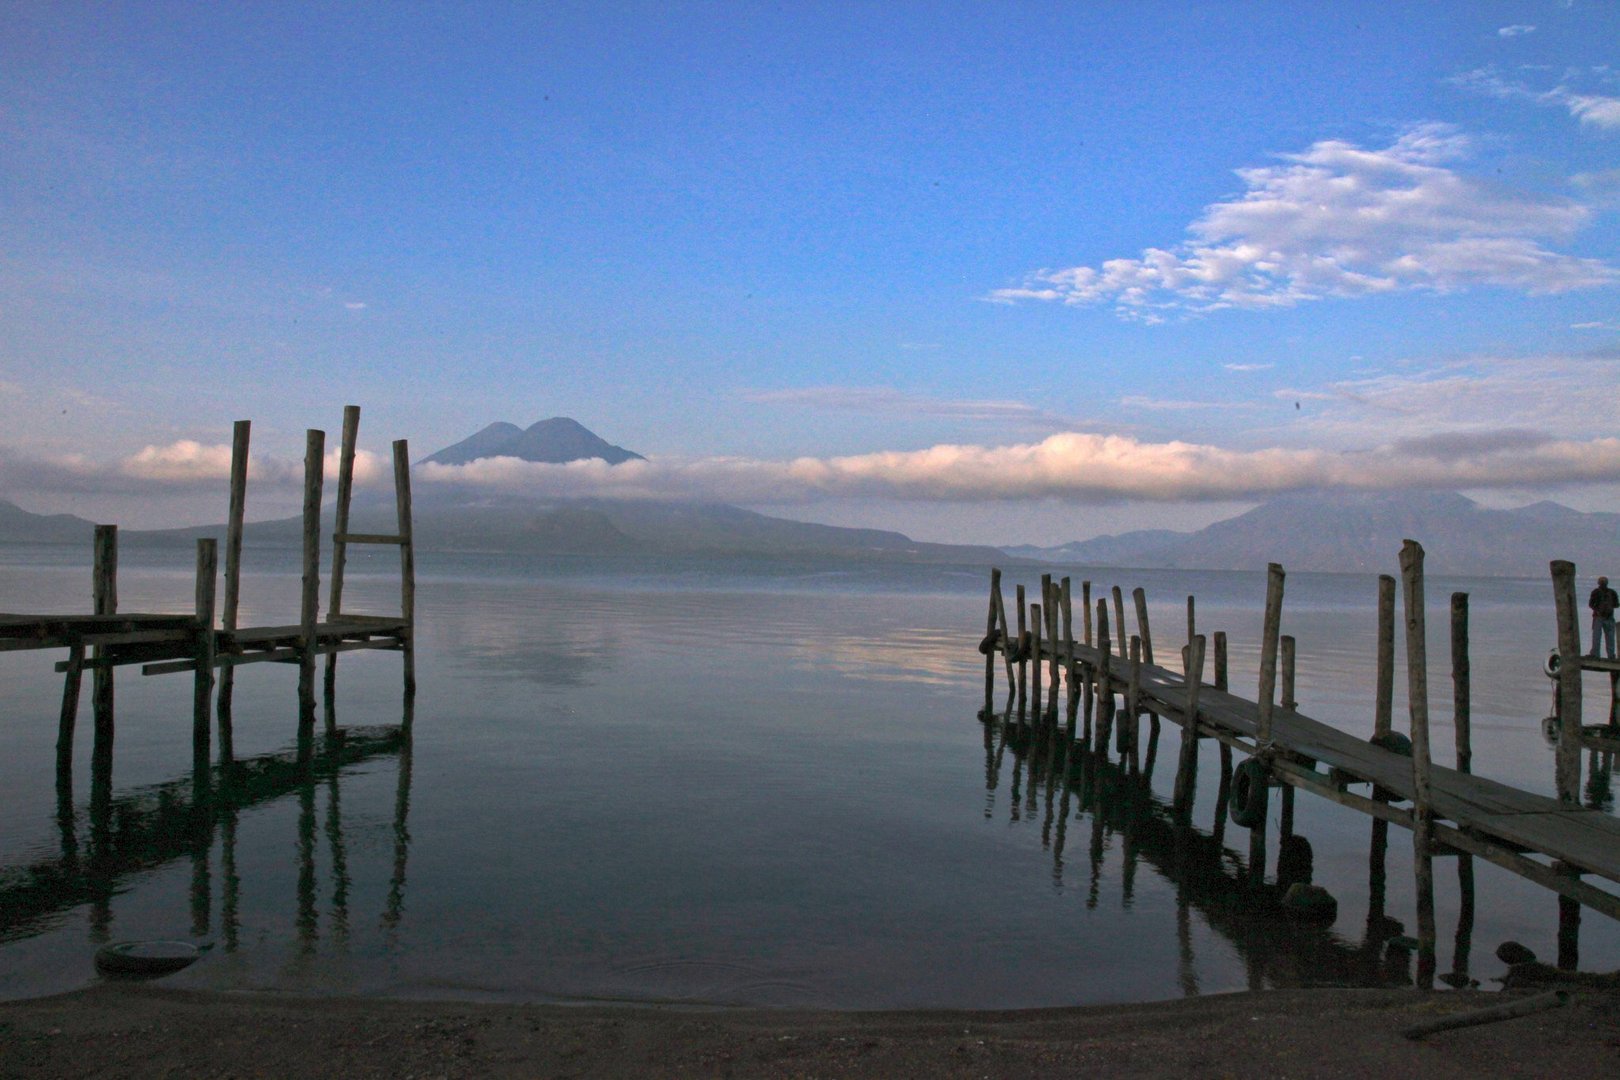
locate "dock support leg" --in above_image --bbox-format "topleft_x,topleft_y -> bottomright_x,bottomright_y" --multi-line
217,419 -> 249,763
193,539 -> 217,776
1400,539 -> 1437,991
1551,561 -> 1584,803
393,439 -> 417,701
1173,635 -> 1205,822
58,643 -> 84,783
90,524 -> 117,804
983,568 -> 1000,718
298,429 -> 325,736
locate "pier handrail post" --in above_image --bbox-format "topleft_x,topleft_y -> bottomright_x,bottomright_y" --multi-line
1551,560 -> 1583,803
393,438 -> 417,701
1375,574 -> 1396,740
297,428 -> 325,735
217,419 -> 249,761
1255,563 -> 1285,745
324,404 -> 361,732
90,523 -> 118,793
1399,538 -> 1437,990
193,538 -> 217,775
1173,634 -> 1206,820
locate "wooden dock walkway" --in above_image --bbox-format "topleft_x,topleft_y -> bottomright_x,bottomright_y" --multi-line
978,546 -> 1620,985
2,405 -> 415,792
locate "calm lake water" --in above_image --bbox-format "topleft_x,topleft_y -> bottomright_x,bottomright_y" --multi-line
2,543 -> 1617,1007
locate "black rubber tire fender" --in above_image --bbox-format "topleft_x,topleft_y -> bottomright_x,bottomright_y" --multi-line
1229,758 -> 1269,829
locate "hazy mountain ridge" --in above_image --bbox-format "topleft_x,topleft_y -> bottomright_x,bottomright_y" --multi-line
1013,491 -> 1620,577
421,417 -> 645,467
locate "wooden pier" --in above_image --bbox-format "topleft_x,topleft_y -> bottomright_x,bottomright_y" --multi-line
1,406 -> 415,790
979,542 -> 1620,987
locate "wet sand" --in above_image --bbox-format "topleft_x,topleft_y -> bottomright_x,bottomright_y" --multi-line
3,984 -> 1618,1078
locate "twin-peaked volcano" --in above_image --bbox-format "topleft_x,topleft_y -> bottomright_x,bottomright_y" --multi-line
421,418 -> 645,467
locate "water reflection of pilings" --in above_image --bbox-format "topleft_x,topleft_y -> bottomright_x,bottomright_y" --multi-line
978,712 -> 1480,991
3,722 -> 412,949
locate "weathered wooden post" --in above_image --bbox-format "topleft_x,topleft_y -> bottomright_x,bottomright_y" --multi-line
56,641 -> 84,783
1451,592 -> 1471,775
1132,587 -> 1155,666
393,439 -> 417,700
1126,635 -> 1143,765
1375,574 -> 1395,741
193,539 -> 217,773
1016,584 -> 1028,716
1256,563 -> 1285,744
1451,589 -> 1478,984
1186,595 -> 1195,651
298,429 -> 325,733
984,568 -> 1002,716
1111,586 -> 1127,659
324,405 -> 361,732
90,524 -> 117,790
1400,539 -> 1437,991
1212,630 -> 1232,844
1031,602 -> 1044,720
1551,561 -> 1583,803
1061,577 -> 1078,737
1174,634 -> 1206,821
1045,582 -> 1061,715
1095,600 -> 1114,753
1279,634 -> 1297,838
216,419 -> 249,761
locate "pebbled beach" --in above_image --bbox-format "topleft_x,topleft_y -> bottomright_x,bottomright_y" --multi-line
2,984 -> 1618,1078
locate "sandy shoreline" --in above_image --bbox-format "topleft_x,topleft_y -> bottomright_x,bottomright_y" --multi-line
3,984 -> 1618,1078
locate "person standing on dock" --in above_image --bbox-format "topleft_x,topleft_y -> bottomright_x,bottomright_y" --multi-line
1588,576 -> 1618,659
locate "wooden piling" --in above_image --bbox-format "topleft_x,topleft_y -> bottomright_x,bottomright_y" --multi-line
984,568 -> 1002,717
1551,561 -> 1583,803
1126,635 -> 1142,765
1031,602 -> 1044,720
1375,574 -> 1395,740
1280,634 -> 1297,837
1061,577 -> 1078,737
324,405 -> 361,732
1451,592 -> 1471,775
1132,586 -> 1155,666
1186,596 -> 1195,650
1016,585 -> 1028,716
1255,563 -> 1284,744
1212,630 -> 1232,843
90,524 -> 117,785
216,419 -> 249,760
1095,600 -> 1113,752
1082,581 -> 1092,647
1173,634 -> 1206,820
393,439 -> 417,699
1400,539 -> 1437,990
1045,583 -> 1061,714
1111,586 -> 1126,659
192,539 -> 217,773
297,429 -> 325,731
56,644 -> 84,782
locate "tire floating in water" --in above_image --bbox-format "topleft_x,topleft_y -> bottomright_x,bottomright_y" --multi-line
94,940 -> 207,978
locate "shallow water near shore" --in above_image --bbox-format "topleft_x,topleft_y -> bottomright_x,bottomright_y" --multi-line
2,544 -> 1617,1007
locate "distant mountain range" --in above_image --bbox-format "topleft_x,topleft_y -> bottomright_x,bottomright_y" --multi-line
5,421 -> 1618,576
1005,491 -> 1620,577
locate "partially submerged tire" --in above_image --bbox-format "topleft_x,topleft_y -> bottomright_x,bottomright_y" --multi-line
1281,882 -> 1338,923
1228,758 -> 1269,829
95,940 -> 205,978
1370,730 -> 1413,757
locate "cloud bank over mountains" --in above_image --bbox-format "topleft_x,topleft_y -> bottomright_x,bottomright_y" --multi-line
990,124 -> 1616,322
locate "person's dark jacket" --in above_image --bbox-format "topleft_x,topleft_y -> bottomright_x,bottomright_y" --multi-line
1590,586 -> 1618,618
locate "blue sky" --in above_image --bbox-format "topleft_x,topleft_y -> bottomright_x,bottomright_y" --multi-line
2,1 -> 1618,542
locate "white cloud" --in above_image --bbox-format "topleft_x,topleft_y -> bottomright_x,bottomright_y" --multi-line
1450,66 -> 1620,131
1117,396 -> 1230,411
344,301 -> 367,311
417,427 -> 1620,505
0,440 -> 385,493
991,124 -> 1615,319
1223,362 -> 1274,372
1497,24 -> 1536,37
1573,320 -> 1619,330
